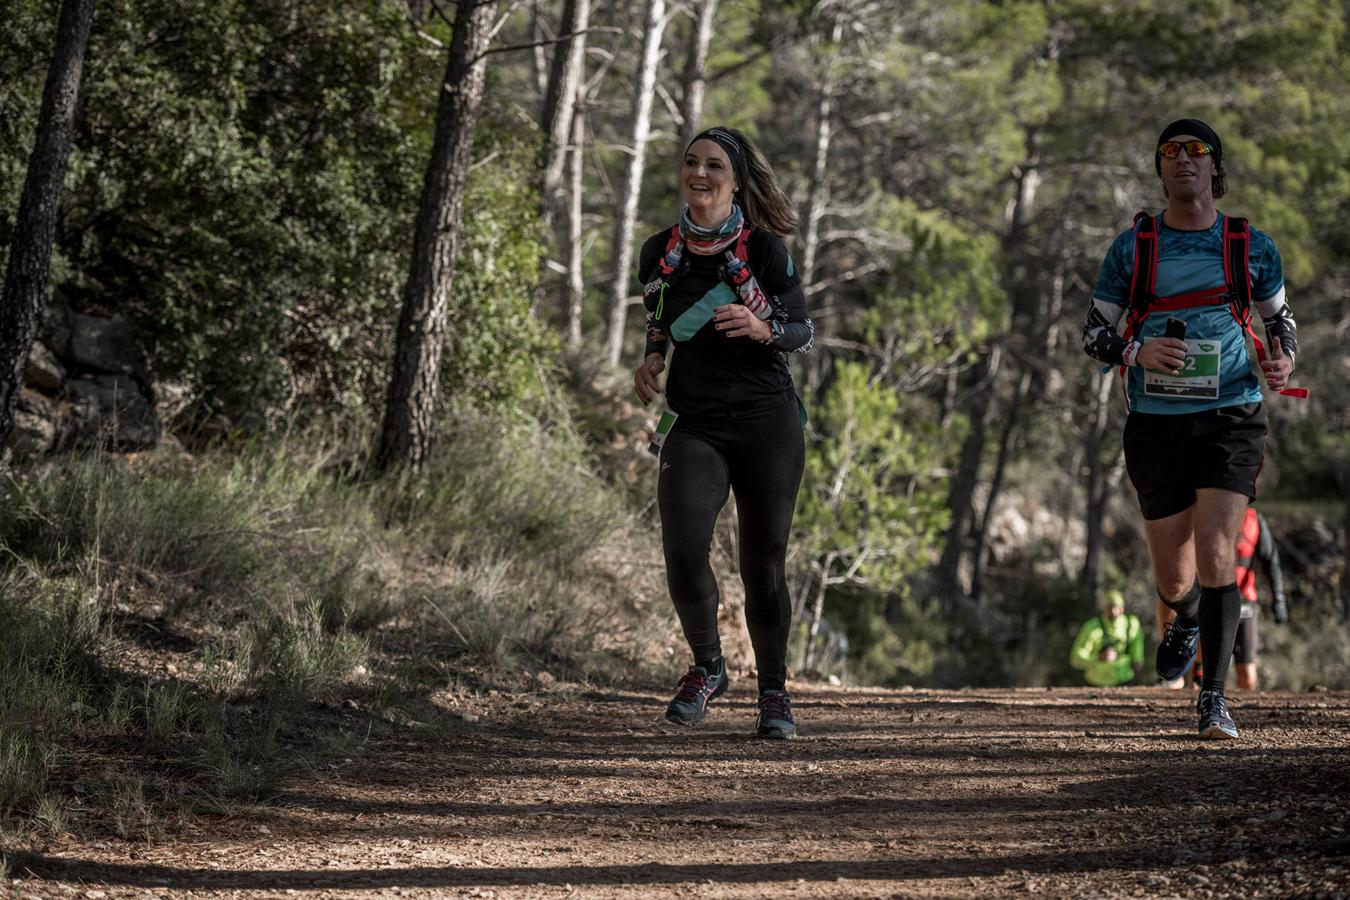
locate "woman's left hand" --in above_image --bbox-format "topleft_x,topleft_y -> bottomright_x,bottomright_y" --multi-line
713,304 -> 772,341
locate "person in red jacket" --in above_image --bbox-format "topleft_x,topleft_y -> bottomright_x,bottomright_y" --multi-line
1158,506 -> 1290,690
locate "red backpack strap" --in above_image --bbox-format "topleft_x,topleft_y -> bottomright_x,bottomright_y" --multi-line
1221,215 -> 1309,399
733,223 -> 753,267
1112,212 -> 1160,412
1124,212 -> 1159,341
657,224 -> 683,277
1223,215 -> 1252,326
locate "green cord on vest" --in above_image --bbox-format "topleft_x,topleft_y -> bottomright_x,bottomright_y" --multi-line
655,283 -> 666,321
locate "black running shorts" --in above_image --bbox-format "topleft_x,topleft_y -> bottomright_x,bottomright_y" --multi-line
1123,402 -> 1268,521
1232,612 -> 1260,664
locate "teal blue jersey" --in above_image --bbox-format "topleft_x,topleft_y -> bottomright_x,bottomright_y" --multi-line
1091,214 -> 1284,414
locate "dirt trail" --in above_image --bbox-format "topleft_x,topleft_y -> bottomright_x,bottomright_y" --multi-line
11,686 -> 1350,898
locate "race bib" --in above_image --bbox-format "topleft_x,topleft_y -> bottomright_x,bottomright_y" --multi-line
1143,338 -> 1221,400
647,410 -> 678,457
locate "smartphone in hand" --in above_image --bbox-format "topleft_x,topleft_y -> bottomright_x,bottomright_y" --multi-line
1165,317 -> 1187,341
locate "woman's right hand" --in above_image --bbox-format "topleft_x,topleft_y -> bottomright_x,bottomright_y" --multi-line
1135,337 -> 1188,375
634,353 -> 666,406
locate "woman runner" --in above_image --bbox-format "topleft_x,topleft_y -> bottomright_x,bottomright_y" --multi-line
633,126 -> 814,739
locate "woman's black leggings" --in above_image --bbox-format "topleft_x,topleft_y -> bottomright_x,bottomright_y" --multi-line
657,397 -> 805,693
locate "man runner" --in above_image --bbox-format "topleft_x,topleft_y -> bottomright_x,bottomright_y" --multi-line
1081,118 -> 1301,739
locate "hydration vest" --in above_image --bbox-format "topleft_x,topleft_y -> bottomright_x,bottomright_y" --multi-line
643,223 -> 770,324
1120,212 -> 1307,404
1234,507 -> 1262,603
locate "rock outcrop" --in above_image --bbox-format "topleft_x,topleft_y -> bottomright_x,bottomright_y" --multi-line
6,290 -> 162,458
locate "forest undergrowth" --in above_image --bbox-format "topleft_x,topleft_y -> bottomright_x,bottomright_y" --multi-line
0,400 -> 674,848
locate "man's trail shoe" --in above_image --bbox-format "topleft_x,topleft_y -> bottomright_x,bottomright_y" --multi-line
756,689 -> 797,740
1197,690 -> 1239,740
1156,620 -> 1200,681
665,664 -> 728,725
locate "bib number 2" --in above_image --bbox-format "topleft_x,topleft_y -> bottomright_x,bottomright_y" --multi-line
1143,339 -> 1221,400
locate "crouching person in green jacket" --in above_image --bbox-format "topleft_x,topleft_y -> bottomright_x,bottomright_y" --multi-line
1070,590 -> 1145,686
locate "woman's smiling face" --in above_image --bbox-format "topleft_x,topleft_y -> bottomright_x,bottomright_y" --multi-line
682,139 -> 736,224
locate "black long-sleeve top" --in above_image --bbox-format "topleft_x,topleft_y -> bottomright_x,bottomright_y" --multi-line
639,225 -> 813,417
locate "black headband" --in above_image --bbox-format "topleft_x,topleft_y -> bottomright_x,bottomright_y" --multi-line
687,127 -> 749,189
1155,118 -> 1222,175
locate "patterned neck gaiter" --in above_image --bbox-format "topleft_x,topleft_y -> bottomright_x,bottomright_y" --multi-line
680,203 -> 744,255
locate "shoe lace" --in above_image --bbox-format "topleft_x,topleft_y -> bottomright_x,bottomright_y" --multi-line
1163,622 -> 1196,649
1200,691 -> 1229,719
674,669 -> 708,703
759,691 -> 791,721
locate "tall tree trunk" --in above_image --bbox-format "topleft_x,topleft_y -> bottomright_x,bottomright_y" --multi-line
562,101 -> 587,351
374,0 -> 499,472
539,0 -> 591,233
536,0 -> 591,321
934,344 -> 1000,599
802,552 -> 835,672
1080,369 -> 1119,598
1058,441 -> 1085,578
0,0 -> 93,450
799,84 -> 831,284
970,367 -> 1031,602
401,0 -> 434,22
936,147 -> 1038,601
604,0 -> 667,367
530,0 -> 550,98
800,15 -> 841,395
1341,468 -> 1350,621
675,0 -> 718,162
969,249 -> 1058,601
938,368 -> 958,429
800,16 -> 840,286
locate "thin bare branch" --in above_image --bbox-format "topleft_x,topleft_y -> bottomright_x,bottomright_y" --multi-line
653,79 -> 683,126
482,25 -> 624,57
488,0 -> 525,41
804,261 -> 885,296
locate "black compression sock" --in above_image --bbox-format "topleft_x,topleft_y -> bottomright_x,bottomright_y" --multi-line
1162,581 -> 1202,629
1199,583 -> 1241,694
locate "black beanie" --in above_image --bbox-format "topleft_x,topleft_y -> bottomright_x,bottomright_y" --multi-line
1155,118 -> 1222,175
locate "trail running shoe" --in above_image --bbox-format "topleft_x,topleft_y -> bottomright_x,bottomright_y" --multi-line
756,690 -> 797,740
665,664 -> 728,725
1156,620 -> 1200,681
1197,690 -> 1239,740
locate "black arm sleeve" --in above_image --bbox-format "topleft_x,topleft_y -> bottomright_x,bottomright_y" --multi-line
1259,302 -> 1298,359
1254,512 -> 1287,604
638,234 -> 670,360
753,231 -> 813,353
1082,300 -> 1135,366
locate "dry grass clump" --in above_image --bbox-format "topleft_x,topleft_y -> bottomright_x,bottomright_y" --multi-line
0,404 -> 673,844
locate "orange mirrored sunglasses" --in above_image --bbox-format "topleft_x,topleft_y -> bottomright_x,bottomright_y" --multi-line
1157,140 -> 1214,159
